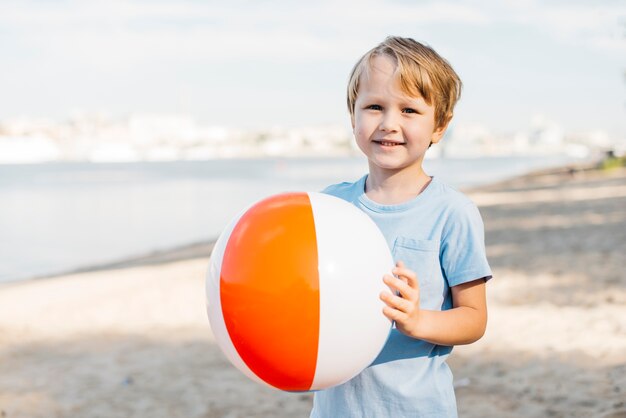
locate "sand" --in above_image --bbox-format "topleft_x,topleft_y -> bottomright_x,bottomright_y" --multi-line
1,166 -> 624,417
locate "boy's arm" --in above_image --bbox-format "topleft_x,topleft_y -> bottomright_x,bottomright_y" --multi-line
380,262 -> 487,346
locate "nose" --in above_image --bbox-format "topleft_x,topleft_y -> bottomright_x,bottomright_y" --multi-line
378,111 -> 399,132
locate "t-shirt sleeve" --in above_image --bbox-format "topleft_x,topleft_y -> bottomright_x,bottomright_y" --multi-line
440,202 -> 492,287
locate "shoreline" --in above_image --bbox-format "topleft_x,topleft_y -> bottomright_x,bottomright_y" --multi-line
25,241 -> 216,283
3,158 -> 602,285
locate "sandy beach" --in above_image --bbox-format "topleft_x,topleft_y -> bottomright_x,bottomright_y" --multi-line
1,165 -> 625,418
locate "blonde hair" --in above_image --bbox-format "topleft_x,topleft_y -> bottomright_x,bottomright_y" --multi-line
347,36 -> 462,129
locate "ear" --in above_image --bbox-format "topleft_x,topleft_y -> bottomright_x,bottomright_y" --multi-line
430,116 -> 451,145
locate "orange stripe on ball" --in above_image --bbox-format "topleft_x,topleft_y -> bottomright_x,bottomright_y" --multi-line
220,192 -> 320,391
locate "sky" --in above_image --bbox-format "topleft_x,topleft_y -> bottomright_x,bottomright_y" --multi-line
1,0 -> 625,137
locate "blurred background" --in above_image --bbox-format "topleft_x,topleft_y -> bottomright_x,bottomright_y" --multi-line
0,0 -> 624,281
1,2 -> 625,418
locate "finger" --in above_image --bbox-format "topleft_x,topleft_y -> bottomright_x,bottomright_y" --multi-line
383,275 -> 415,300
385,295 -> 414,314
379,291 -> 412,312
393,262 -> 419,289
384,273 -> 414,296
383,274 -> 410,295
382,305 -> 405,322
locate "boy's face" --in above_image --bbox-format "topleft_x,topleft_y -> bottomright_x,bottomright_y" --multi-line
352,55 -> 448,177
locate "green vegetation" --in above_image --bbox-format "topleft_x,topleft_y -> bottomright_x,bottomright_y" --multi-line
600,154 -> 626,170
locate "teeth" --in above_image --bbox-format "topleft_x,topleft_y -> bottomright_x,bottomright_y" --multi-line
379,141 -> 401,146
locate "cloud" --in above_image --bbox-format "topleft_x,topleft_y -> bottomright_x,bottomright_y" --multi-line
482,0 -> 626,55
3,0 -> 622,67
0,0 -> 491,65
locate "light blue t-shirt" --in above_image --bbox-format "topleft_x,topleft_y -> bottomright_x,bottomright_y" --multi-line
311,175 -> 492,418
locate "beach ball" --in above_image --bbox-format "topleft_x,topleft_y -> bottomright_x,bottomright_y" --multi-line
206,192 -> 393,392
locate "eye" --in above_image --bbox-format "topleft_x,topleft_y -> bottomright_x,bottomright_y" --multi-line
366,104 -> 382,111
402,108 -> 418,114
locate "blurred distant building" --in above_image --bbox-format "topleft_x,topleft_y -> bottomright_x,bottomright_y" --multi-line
528,114 -> 564,152
0,112 -> 620,163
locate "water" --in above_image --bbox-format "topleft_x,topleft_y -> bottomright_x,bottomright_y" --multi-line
0,156 -> 577,282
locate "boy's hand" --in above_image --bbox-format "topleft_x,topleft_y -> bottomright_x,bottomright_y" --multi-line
380,261 -> 421,337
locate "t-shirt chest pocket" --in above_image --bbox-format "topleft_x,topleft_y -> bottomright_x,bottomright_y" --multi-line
391,237 -> 444,310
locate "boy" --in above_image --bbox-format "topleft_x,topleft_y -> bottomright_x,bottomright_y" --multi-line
311,36 -> 492,417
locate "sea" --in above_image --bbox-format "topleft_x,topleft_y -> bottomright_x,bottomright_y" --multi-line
0,155 -> 580,282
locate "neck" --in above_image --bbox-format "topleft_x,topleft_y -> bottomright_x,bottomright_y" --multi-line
365,166 -> 432,205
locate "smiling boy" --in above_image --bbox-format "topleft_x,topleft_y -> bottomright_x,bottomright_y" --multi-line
311,36 -> 492,417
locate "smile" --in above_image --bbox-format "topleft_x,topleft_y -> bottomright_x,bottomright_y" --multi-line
374,140 -> 405,147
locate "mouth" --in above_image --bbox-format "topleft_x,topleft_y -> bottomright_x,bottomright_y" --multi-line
373,140 -> 405,147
